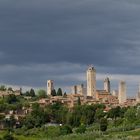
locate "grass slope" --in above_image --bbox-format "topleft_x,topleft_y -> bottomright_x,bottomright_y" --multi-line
9,128 -> 140,140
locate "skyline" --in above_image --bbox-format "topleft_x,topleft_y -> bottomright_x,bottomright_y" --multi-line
0,0 -> 140,96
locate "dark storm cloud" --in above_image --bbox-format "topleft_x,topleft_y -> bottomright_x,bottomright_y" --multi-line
0,0 -> 140,67
0,0 -> 140,95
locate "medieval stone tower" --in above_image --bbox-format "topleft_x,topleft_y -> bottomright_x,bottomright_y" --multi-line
136,83 -> 140,102
87,66 -> 96,97
104,77 -> 110,93
118,81 -> 126,104
47,80 -> 54,95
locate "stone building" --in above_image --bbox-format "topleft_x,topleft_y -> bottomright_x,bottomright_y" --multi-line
47,80 -> 54,95
112,90 -> 118,97
87,66 -> 96,98
136,84 -> 140,102
0,89 -> 21,97
71,84 -> 85,95
104,77 -> 110,93
118,81 -> 126,104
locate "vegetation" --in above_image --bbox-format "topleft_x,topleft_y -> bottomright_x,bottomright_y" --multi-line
57,88 -> 63,96
51,89 -> 57,96
0,85 -> 6,91
100,118 -> 108,132
1,85 -> 140,140
37,89 -> 47,98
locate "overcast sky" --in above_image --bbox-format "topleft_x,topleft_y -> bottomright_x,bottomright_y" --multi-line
0,0 -> 140,96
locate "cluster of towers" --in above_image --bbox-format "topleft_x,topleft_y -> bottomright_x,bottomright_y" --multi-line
86,66 -> 112,97
86,66 -> 127,104
71,66 -> 127,104
47,65 -> 128,105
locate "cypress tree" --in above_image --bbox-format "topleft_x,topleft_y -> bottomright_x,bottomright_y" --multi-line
51,89 -> 57,96
57,88 -> 63,96
29,88 -> 35,97
77,97 -> 81,105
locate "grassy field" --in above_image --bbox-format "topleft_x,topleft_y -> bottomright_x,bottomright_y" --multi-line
1,128 -> 140,140
0,128 -> 140,140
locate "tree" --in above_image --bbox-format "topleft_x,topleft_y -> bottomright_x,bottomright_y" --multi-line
47,102 -> 64,123
7,87 -> 13,92
37,89 -> 46,98
0,85 -> 6,91
29,88 -> 35,97
24,103 -> 48,128
63,92 -> 67,97
25,91 -> 30,96
82,105 -> 96,125
68,105 -> 96,126
4,115 -> 16,131
51,89 -> 57,96
5,94 -> 18,104
124,107 -> 136,123
9,115 -> 16,129
136,106 -> 140,118
100,118 -> 108,132
95,109 -> 105,121
107,106 -> 121,120
0,102 -> 7,112
94,104 -> 106,110
77,97 -> 81,105
24,115 -> 35,129
57,88 -> 63,96
55,106 -> 68,124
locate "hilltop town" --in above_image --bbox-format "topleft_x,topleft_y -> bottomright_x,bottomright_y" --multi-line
0,65 -> 140,140
46,66 -> 139,109
0,65 -> 139,125
0,66 -> 140,112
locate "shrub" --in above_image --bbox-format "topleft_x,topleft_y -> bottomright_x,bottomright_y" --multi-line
100,118 -> 108,132
47,126 -> 61,137
60,125 -> 73,135
75,125 -> 86,134
3,133 -> 16,140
